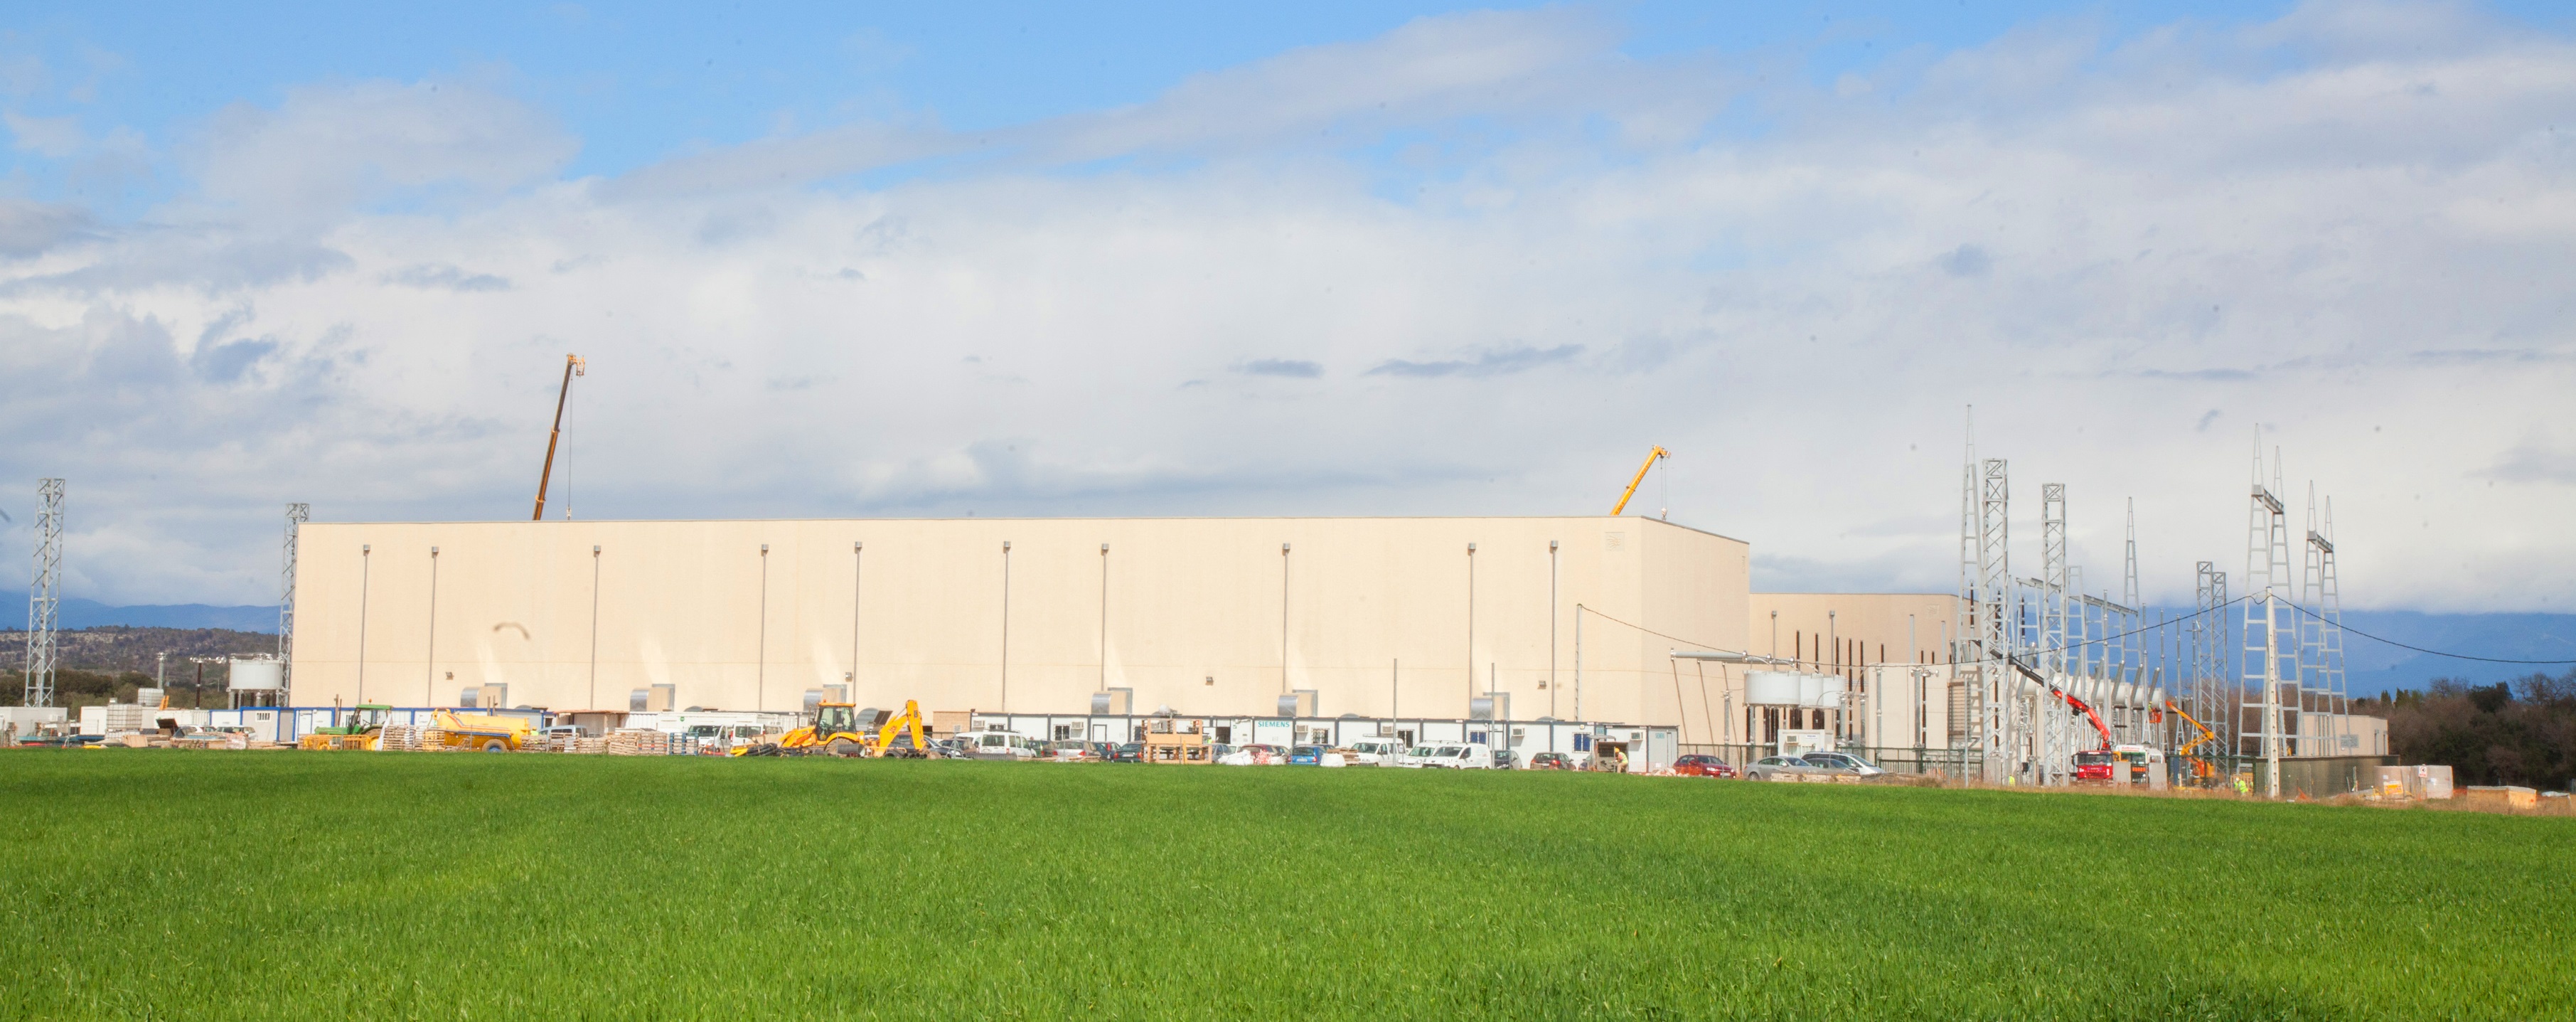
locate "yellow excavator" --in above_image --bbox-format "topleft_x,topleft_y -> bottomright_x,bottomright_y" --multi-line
1610,446 -> 1669,516
774,700 -> 931,757
2164,700 -> 2219,782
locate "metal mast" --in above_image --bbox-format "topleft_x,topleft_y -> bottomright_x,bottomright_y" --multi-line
279,504 -> 308,700
2123,498 -> 2142,728
2037,484 -> 2069,785
21,479 -> 63,707
2243,437 -> 2294,795
2192,562 -> 2230,763
1957,409 -> 1979,672
2307,494 -> 2348,755
1977,458 -> 2012,782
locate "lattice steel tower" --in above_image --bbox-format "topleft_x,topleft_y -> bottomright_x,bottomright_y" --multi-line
2302,491 -> 2348,755
2192,561 -> 2230,760
21,479 -> 63,707
1977,458 -> 2013,782
2243,437 -> 2297,796
278,504 -> 308,700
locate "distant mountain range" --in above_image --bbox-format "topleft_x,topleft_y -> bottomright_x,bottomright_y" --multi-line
6,597 -> 2570,693
4,598 -> 280,633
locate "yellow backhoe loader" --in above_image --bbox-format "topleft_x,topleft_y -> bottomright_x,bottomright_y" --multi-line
771,700 -> 931,757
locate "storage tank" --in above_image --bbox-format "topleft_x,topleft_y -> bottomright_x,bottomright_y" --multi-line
1746,671 -> 1802,706
228,659 -> 282,691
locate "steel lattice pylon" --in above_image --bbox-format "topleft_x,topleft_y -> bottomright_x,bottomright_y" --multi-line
2192,562 -> 2230,762
2243,437 -> 2296,796
2302,491 -> 2348,755
1978,458 -> 2013,782
21,479 -> 63,707
279,504 -> 307,701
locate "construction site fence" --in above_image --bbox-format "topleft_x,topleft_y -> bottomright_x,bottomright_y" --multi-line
1676,745 -> 2393,795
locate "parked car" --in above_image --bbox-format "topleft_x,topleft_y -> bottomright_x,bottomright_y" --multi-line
1673,754 -> 1737,778
1529,751 -> 1576,770
1287,745 -> 1349,767
1345,739 -> 1407,766
1744,755 -> 1822,781
953,730 -> 1042,760
1218,743 -> 1293,765
1795,751 -> 1885,777
1406,742 -> 1498,769
1207,743 -> 1236,761
1493,749 -> 1519,770
1110,742 -> 1145,762
1044,739 -> 1101,762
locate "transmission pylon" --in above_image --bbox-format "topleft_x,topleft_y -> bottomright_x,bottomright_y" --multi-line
2123,499 -> 2142,710
2191,563 -> 2230,763
1978,458 -> 2013,783
279,504 -> 308,701
2243,436 -> 2296,796
21,479 -> 62,707
2304,493 -> 2347,755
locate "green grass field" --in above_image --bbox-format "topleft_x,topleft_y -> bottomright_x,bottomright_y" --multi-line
3,753 -> 2567,1020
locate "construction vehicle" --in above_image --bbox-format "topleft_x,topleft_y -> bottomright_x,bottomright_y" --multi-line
531,353 -> 585,521
298,704 -> 392,750
2165,700 -> 2221,782
1609,446 -> 1669,516
775,700 -> 932,757
431,709 -> 535,752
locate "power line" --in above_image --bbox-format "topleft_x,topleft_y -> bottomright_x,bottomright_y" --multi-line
2281,600 -> 2576,666
1583,595 -> 2252,671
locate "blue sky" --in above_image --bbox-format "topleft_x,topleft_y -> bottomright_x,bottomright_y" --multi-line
4,1 -> 2575,614
16,1 -> 2567,208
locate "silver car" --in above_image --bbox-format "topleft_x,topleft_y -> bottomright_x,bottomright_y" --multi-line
1795,751 -> 1886,777
1744,755 -> 1824,781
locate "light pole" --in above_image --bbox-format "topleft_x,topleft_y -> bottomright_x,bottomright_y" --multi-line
1549,540 -> 1559,718
424,546 -> 439,708
1465,542 -> 1476,715
757,543 -> 769,713
356,544 -> 371,703
1000,541 -> 1012,713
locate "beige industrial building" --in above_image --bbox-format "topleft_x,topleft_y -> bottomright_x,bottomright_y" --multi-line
289,516 -> 1778,729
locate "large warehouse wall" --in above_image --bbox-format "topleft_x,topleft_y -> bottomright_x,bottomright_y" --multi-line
289,516 -> 1749,725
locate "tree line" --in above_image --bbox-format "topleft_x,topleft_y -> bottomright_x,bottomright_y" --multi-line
2355,668 -> 2576,792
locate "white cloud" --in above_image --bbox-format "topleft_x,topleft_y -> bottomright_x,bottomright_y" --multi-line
2,2 -> 2574,614
191,78 -> 577,217
4,110 -> 83,156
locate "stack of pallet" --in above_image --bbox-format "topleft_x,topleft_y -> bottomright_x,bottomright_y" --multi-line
416,728 -> 449,750
605,728 -> 671,756
378,725 -> 419,751
572,736 -> 609,755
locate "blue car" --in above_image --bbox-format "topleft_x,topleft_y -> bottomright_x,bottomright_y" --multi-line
1288,745 -> 1327,765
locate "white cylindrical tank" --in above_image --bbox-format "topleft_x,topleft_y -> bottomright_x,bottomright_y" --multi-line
228,659 -> 282,691
1746,671 -> 1801,706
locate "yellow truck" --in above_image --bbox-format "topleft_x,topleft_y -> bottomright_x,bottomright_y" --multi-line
432,709 -> 535,752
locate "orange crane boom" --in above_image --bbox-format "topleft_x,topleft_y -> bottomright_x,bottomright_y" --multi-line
531,353 -> 585,521
1609,446 -> 1669,516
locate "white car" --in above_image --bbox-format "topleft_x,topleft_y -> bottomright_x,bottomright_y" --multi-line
1403,742 -> 1498,769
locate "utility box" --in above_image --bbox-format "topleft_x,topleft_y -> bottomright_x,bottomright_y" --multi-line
2377,765 -> 2455,800
1091,688 -> 1133,715
1778,730 -> 1835,757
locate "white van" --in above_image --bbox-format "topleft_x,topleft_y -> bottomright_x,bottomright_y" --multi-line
953,729 -> 1042,760
1404,742 -> 1498,770
1346,739 -> 1409,766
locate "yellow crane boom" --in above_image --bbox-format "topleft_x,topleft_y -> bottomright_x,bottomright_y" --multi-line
1609,446 -> 1669,516
532,353 -> 586,521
